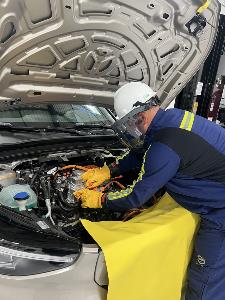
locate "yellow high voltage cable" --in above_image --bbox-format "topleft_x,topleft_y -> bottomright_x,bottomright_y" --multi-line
197,0 -> 211,14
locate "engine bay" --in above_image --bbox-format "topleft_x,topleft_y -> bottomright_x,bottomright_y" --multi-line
0,148 -> 131,243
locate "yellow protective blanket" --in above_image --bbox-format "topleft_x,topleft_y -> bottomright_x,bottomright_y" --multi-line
81,193 -> 199,300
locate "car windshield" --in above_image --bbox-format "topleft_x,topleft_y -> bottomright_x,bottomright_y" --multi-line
0,103 -> 114,128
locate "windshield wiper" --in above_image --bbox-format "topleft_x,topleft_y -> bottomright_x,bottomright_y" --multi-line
0,123 -> 40,132
0,123 -> 85,136
69,123 -> 113,129
66,123 -> 115,135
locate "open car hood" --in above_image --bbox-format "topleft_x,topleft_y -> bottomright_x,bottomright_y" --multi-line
0,0 -> 221,108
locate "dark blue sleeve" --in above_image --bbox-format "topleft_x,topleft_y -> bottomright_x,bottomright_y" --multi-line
104,142 -> 180,211
116,149 -> 144,174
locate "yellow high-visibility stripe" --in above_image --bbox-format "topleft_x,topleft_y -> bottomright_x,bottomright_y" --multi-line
187,113 -> 195,131
180,111 -> 195,131
108,146 -> 150,201
197,0 -> 211,14
116,150 -> 130,164
180,111 -> 189,129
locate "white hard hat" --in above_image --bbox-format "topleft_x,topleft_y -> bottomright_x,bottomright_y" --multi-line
112,82 -> 159,149
114,82 -> 157,119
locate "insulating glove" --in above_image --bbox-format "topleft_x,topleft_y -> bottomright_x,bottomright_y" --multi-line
81,163 -> 111,188
74,189 -> 104,208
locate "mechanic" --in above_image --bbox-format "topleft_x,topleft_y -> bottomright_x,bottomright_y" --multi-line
75,81 -> 225,300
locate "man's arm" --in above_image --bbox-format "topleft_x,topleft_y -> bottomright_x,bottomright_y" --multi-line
103,142 -> 181,211
110,148 -> 145,176
80,148 -> 144,188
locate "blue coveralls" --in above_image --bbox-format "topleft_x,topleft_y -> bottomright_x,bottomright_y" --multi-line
103,108 -> 225,300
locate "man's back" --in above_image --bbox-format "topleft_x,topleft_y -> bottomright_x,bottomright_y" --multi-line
151,108 -> 225,226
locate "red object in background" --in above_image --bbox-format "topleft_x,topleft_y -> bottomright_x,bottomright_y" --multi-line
207,83 -> 224,121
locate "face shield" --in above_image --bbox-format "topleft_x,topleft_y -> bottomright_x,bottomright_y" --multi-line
112,113 -> 144,149
112,97 -> 160,149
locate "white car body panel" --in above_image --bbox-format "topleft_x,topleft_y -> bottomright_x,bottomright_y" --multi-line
0,247 -> 108,300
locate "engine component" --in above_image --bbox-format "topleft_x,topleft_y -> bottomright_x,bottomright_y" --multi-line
0,169 -> 16,187
14,192 -> 30,211
0,184 -> 37,211
40,176 -> 55,225
66,169 -> 86,202
0,149 -> 131,243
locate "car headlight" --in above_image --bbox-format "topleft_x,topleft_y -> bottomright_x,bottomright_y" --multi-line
0,243 -> 79,276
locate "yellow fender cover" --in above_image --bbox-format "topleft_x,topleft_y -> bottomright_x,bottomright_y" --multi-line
81,193 -> 199,300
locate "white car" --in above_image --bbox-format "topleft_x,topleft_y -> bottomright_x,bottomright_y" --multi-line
0,0 -> 221,299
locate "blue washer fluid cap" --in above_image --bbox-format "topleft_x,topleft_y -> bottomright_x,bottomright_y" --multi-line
14,192 -> 29,201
